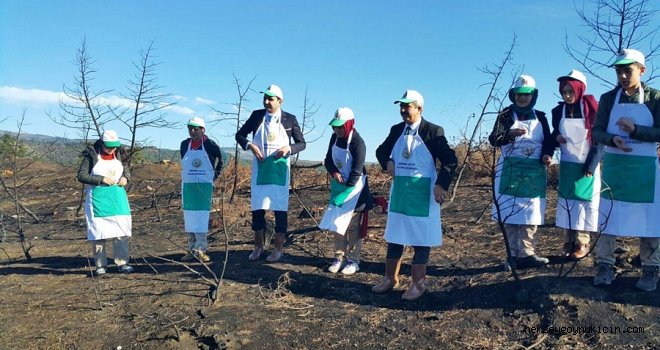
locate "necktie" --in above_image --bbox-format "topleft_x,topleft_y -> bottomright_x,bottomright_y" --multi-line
404,126 -> 412,135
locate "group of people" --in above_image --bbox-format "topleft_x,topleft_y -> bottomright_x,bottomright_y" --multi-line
76,48 -> 659,298
489,49 -> 660,292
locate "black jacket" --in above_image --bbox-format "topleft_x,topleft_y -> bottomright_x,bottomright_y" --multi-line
375,118 -> 457,190
488,106 -> 555,160
180,137 -> 224,180
324,130 -> 373,210
77,140 -> 131,186
550,103 -> 603,174
235,109 -> 306,155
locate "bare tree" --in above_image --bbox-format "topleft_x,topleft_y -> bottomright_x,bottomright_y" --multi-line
209,73 -> 257,203
449,35 -> 518,205
565,0 -> 659,86
118,39 -> 177,169
0,113 -> 44,261
53,38 -> 118,139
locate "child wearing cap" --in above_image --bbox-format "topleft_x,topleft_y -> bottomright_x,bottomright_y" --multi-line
489,75 -> 554,269
319,107 -> 373,275
77,130 -> 133,275
591,49 -> 660,291
180,117 -> 223,263
551,70 -> 602,260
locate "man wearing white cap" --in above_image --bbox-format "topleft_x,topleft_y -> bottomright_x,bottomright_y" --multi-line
373,90 -> 457,300
489,75 -> 554,270
319,107 -> 373,275
180,117 -> 223,262
592,49 -> 660,291
236,84 -> 306,262
77,130 -> 133,275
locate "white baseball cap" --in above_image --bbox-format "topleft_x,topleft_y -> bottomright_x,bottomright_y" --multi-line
187,116 -> 206,128
612,49 -> 645,67
394,89 -> 424,107
557,69 -> 588,88
101,130 -> 121,148
261,84 -> 284,100
329,107 -> 355,127
512,75 -> 536,94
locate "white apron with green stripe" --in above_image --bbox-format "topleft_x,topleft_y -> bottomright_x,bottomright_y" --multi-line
181,141 -> 214,233
319,131 -> 366,235
384,126 -> 442,247
599,88 -> 660,237
84,154 -> 132,240
251,114 -> 290,211
555,103 -> 600,231
492,112 -> 547,225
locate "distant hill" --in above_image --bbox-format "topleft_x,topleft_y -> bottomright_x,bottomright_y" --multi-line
0,130 -> 321,167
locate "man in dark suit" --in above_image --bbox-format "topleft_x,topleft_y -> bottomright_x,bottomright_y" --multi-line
236,84 -> 306,262
373,89 -> 457,300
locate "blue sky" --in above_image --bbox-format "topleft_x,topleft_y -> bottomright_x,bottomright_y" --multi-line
1,1 -> 658,161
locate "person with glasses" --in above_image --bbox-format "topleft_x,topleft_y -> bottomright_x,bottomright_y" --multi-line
180,117 -> 223,262
77,130 -> 134,275
373,90 -> 457,301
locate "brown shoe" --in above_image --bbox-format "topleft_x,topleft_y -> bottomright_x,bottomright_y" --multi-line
248,246 -> 264,261
569,243 -> 589,260
266,249 -> 284,263
401,281 -> 427,301
372,278 -> 400,294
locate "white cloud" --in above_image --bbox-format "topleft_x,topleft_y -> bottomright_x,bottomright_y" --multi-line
195,96 -> 216,105
0,86 -> 71,105
172,95 -> 188,101
166,104 -> 195,115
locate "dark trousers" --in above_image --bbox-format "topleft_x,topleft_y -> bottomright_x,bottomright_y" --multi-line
386,243 -> 431,264
251,210 -> 288,234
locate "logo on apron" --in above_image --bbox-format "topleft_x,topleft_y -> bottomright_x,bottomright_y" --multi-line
192,159 -> 202,168
267,132 -> 277,142
402,148 -> 411,159
334,159 -> 343,169
107,169 -> 116,177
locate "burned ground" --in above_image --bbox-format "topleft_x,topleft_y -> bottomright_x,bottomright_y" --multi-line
0,162 -> 658,349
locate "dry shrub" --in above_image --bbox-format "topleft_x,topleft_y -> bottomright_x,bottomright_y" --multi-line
258,272 -> 314,311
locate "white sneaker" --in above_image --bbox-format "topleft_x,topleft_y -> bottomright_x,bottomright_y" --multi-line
118,265 -> 134,274
341,260 -> 359,275
94,267 -> 107,276
328,258 -> 344,273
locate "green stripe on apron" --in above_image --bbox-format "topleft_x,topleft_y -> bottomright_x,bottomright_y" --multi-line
499,157 -> 547,198
92,186 -> 131,217
390,175 -> 431,217
256,156 -> 288,186
558,161 -> 594,201
329,178 -> 354,207
601,153 -> 655,203
182,182 -> 213,210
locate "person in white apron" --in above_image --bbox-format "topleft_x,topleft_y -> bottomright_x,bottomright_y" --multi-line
180,117 -> 224,263
551,70 -> 602,260
76,130 -> 133,275
235,84 -> 306,263
373,90 -> 457,301
591,49 -> 660,292
488,75 -> 554,269
319,107 -> 373,275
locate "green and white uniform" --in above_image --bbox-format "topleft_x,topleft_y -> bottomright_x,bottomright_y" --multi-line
251,114 -> 290,211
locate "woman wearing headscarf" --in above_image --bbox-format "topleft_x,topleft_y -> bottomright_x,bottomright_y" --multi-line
489,75 -> 554,269
77,130 -> 133,275
319,107 -> 373,275
551,70 -> 602,260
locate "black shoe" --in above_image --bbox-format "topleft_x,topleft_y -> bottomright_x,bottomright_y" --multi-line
516,255 -> 549,269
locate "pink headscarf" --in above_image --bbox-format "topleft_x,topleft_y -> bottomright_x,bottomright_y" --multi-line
559,79 -> 598,141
